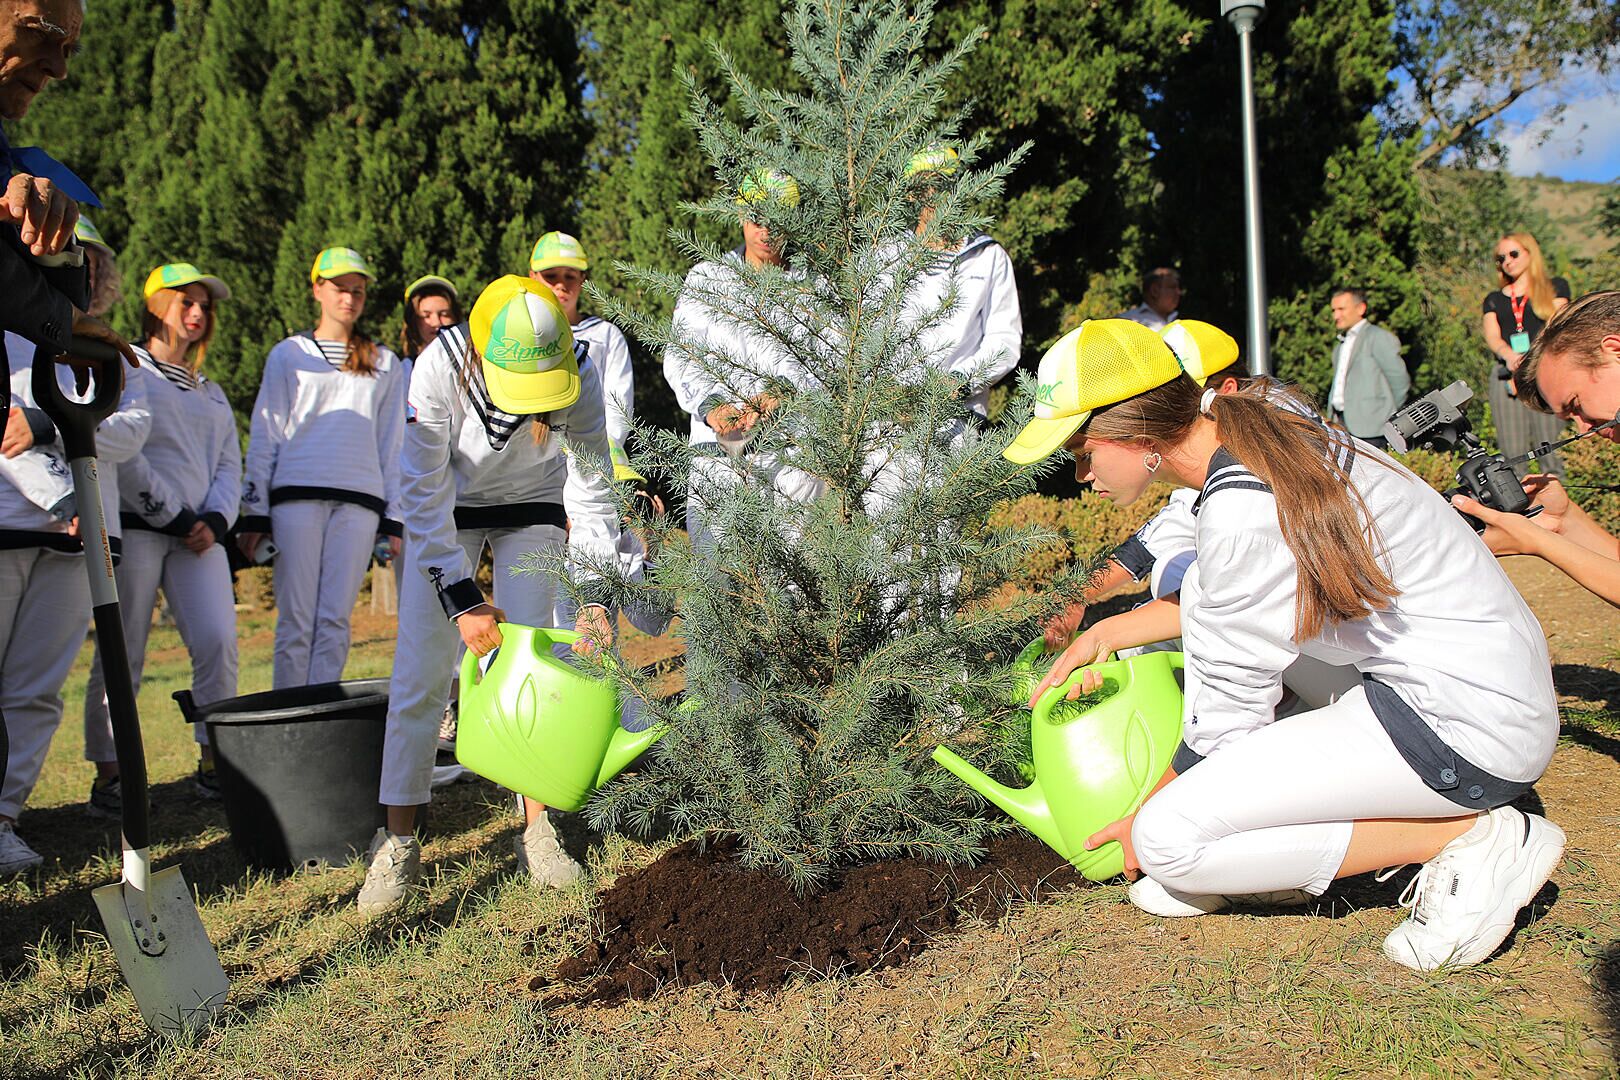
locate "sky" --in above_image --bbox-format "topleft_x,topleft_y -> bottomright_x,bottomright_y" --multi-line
1497,71 -> 1620,184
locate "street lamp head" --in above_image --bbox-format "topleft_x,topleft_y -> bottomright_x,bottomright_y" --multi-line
1221,0 -> 1264,31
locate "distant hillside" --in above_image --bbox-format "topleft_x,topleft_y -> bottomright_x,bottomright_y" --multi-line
1507,174 -> 1617,264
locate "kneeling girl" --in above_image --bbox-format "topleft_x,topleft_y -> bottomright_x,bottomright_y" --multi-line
1012,319 -> 1563,971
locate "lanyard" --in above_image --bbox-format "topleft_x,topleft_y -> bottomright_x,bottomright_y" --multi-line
1509,291 -> 1528,334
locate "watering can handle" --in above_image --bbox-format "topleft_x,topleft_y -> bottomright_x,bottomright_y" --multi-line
1032,655 -> 1133,727
460,623 -> 621,686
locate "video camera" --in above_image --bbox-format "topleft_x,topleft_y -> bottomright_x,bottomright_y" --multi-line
1382,381 -> 1531,532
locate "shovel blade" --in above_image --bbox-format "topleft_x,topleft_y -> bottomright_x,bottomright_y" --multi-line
93,865 -> 228,1035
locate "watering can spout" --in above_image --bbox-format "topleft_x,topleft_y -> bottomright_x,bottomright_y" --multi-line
595,723 -> 666,790
930,746 -> 1069,861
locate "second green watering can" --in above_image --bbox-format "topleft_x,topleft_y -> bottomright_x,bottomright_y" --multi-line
455,624 -> 665,812
934,650 -> 1185,881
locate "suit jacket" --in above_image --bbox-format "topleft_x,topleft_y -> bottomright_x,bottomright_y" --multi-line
1332,321 -> 1409,439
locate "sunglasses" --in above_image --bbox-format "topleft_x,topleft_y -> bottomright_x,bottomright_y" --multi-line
1495,250 -> 1521,264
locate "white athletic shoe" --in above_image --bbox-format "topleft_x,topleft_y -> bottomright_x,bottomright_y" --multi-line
1381,805 -> 1565,971
356,828 -> 422,914
0,821 -> 44,877
1128,875 -> 1313,918
437,701 -> 458,753
514,814 -> 584,889
429,763 -> 471,789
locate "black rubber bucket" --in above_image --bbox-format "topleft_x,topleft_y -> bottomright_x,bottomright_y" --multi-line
174,679 -> 389,873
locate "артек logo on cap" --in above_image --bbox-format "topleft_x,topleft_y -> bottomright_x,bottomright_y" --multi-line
487,335 -> 563,367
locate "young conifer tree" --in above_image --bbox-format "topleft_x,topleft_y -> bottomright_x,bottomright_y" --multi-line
557,0 -> 1088,890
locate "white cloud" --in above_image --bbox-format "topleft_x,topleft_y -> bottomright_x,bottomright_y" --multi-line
1499,73 -> 1620,183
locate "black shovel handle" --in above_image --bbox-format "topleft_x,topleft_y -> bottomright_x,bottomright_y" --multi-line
32,337 -> 125,460
35,338 -> 150,852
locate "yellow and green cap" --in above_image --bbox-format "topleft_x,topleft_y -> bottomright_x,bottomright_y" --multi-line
529,231 -> 589,273
310,246 -> 375,284
469,275 -> 579,414
1160,319 -> 1240,384
74,215 -> 114,256
736,169 -> 800,208
904,144 -> 960,179
143,262 -> 231,302
610,443 -> 645,484
1004,319 -> 1185,465
404,274 -> 459,304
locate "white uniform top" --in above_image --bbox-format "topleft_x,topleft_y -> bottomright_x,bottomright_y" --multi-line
241,335 -> 406,533
0,335 -> 151,543
572,315 -> 634,449
1111,489 -> 1198,600
118,346 -> 242,539
1116,303 -> 1176,332
1182,444 -> 1557,783
663,250 -> 803,446
402,323 -> 620,607
904,234 -> 1022,417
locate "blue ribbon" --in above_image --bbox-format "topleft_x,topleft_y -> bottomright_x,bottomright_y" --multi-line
8,146 -> 101,207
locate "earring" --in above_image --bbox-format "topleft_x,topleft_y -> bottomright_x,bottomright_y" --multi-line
1143,451 -> 1162,474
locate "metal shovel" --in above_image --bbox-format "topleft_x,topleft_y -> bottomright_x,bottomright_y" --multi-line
35,340 -> 228,1035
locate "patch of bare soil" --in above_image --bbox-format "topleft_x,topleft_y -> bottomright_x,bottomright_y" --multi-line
542,833 -> 1083,1005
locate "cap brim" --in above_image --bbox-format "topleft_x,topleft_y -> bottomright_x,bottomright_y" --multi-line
531,257 -> 588,272
1003,412 -> 1088,465
197,276 -> 231,301
482,361 -> 580,414
613,462 -> 647,483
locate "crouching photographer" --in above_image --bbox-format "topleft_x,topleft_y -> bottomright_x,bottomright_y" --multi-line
1458,291 -> 1620,607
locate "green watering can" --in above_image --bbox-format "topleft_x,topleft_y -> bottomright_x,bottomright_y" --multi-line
933,650 -> 1185,881
455,624 -> 665,812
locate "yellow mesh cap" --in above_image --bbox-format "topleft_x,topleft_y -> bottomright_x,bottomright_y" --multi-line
736,169 -> 800,208
310,247 -> 375,284
144,262 -> 231,301
529,232 -> 589,273
469,275 -> 579,414
1004,319 -> 1185,465
1161,319 -> 1239,383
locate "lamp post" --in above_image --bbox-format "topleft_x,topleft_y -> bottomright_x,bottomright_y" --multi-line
1222,0 -> 1270,376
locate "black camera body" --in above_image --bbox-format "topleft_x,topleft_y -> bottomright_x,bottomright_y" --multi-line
1382,381 -> 1531,532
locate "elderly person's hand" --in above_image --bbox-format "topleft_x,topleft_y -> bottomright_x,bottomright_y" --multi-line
3,174 -> 77,257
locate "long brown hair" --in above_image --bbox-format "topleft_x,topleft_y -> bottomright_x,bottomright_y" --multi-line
141,287 -> 217,371
452,332 -> 551,448
1498,231 -> 1558,321
1084,375 -> 1398,640
399,285 -> 464,361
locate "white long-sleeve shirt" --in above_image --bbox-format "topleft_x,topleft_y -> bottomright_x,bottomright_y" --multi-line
119,347 -> 241,540
905,234 -> 1022,417
240,334 -> 406,535
573,315 -> 634,448
663,250 -> 804,446
401,324 -> 620,615
1180,444 -> 1558,784
0,336 -> 151,546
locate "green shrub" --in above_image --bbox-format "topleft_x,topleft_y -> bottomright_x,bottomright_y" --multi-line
1560,435 -> 1620,536
987,486 -> 1170,591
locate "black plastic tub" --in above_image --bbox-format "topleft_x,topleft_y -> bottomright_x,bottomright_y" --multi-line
175,679 -> 389,873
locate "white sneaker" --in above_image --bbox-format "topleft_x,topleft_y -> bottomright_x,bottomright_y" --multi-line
356,828 -> 422,914
1128,875 -> 1313,918
0,821 -> 43,876
430,763 -> 472,790
1381,805 -> 1565,971
437,701 -> 458,753
514,814 -> 583,889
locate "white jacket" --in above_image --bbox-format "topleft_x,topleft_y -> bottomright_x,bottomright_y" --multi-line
904,234 -> 1022,417
663,250 -> 804,446
118,347 -> 241,540
402,324 -> 620,612
0,335 -> 151,546
573,315 -> 634,449
1181,444 -> 1558,783
241,334 -> 406,534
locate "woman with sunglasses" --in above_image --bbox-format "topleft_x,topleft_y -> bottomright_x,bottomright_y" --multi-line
1483,233 -> 1570,477
238,248 -> 406,689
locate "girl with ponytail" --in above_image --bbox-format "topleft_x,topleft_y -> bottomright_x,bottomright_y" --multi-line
1011,319 -> 1564,972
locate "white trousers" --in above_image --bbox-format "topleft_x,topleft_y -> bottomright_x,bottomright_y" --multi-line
270,500 -> 379,688
1132,686 -> 1474,897
84,530 -> 237,759
0,547 -> 90,819
379,524 -> 565,807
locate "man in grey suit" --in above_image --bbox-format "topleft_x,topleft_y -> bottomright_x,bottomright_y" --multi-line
1327,287 -> 1408,446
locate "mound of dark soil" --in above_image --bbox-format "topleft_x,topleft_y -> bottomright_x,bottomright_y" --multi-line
544,832 -> 1083,1005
